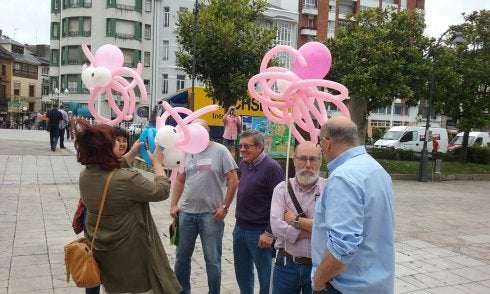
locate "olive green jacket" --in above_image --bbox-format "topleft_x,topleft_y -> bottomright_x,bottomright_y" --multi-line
80,165 -> 182,293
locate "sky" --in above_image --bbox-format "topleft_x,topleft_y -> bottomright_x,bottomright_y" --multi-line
0,0 -> 489,45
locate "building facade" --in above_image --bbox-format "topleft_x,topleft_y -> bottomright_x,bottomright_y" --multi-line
49,0 -> 155,123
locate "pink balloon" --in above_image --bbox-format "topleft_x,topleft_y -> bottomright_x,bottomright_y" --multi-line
177,124 -> 210,154
293,42 -> 332,80
94,44 -> 124,71
248,44 -> 349,144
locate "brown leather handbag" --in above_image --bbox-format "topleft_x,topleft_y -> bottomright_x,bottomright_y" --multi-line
64,171 -> 115,288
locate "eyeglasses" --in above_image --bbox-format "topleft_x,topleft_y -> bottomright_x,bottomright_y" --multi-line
238,144 -> 256,150
294,156 -> 321,164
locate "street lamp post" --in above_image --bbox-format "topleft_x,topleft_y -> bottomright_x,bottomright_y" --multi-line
54,88 -> 69,106
191,0 -> 198,102
418,31 -> 464,182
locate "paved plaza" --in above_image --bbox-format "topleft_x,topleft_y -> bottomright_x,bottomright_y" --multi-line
0,128 -> 489,293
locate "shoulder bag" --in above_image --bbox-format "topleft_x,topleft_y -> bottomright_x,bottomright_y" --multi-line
64,170 -> 115,288
287,180 -> 305,217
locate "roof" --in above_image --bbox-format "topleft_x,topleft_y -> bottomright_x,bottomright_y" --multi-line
0,46 -> 12,60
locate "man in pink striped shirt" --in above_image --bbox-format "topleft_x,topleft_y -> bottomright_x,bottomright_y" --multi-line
270,141 -> 326,294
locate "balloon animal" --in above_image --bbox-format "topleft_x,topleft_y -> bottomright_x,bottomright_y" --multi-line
248,42 -> 350,144
81,44 -> 147,126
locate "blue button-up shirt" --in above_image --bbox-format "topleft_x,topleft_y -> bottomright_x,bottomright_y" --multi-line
311,146 -> 395,293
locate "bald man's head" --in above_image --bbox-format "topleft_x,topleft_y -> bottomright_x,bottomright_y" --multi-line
319,117 -> 358,146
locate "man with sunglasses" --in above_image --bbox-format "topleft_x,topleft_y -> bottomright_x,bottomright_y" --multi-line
233,129 -> 285,294
270,141 -> 326,294
312,117 -> 395,294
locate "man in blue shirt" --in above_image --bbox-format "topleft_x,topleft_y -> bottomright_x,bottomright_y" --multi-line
312,117 -> 395,294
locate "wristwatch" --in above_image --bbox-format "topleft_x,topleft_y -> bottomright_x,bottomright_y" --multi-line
222,204 -> 230,212
293,215 -> 301,229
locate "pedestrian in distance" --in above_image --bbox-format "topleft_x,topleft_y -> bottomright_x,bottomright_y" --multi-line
270,141 -> 326,294
312,117 -> 395,294
170,119 -> 239,294
46,103 -> 63,151
67,111 -> 74,140
222,105 -> 242,156
233,129 -> 285,294
58,104 -> 69,149
75,119 -> 182,293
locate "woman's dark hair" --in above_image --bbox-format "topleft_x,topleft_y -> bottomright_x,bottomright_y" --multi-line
74,119 -> 120,170
114,126 -> 130,154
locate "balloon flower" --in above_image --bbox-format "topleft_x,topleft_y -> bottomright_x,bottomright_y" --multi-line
81,44 -> 147,126
152,101 -> 219,180
248,42 -> 350,144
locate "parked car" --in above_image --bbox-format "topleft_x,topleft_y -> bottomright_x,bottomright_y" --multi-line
374,126 -> 449,153
448,132 -> 490,152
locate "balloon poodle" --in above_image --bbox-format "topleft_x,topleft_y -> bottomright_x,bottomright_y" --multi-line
81,44 -> 147,126
248,42 -> 350,144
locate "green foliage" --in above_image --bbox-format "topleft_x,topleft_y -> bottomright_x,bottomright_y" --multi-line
372,127 -> 383,141
444,146 -> 490,164
321,7 -> 429,142
370,148 -> 418,161
175,0 -> 277,109
433,10 -> 490,163
376,158 -> 490,174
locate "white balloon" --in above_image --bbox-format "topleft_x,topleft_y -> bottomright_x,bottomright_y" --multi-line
156,125 -> 179,148
81,66 -> 112,89
163,148 -> 185,169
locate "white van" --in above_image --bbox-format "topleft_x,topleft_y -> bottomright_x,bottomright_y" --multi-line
448,132 -> 490,151
374,126 -> 449,153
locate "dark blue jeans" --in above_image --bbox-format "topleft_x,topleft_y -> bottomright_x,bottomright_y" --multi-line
85,286 -> 100,294
232,225 -> 273,294
49,126 -> 60,149
313,283 -> 342,294
272,251 -> 312,294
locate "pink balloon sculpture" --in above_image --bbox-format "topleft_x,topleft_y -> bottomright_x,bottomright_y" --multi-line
248,43 -> 350,144
81,44 -> 147,126
156,101 -> 219,181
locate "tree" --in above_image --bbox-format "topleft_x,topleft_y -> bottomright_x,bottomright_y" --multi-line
175,0 -> 277,109
433,10 -> 490,163
321,8 -> 429,143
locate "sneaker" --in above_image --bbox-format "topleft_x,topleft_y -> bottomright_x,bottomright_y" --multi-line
60,146 -> 66,149
51,148 -> 55,151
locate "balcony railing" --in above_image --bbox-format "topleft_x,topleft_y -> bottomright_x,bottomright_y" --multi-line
116,33 -> 135,39
116,4 -> 135,11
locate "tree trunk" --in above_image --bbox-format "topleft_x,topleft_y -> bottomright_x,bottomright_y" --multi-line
347,96 -> 368,145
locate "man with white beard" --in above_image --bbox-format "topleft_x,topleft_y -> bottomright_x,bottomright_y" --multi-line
270,141 -> 326,294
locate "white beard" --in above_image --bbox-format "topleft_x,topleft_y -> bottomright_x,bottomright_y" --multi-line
296,168 -> 320,186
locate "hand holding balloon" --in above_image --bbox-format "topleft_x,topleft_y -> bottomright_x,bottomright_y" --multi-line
150,143 -> 165,177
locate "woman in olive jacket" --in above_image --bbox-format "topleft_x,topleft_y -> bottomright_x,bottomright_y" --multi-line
75,120 -> 182,293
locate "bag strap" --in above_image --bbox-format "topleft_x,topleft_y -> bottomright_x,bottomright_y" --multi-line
90,170 -> 116,251
287,180 -> 305,217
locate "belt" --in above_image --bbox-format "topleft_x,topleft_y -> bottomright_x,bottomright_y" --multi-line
278,248 -> 312,265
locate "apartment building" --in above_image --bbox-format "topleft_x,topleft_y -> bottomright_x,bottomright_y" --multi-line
49,0 -> 155,122
0,32 -> 45,128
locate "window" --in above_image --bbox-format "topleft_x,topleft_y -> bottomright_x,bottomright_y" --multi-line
52,22 -> 60,39
308,18 -> 315,28
68,18 -> 79,36
84,0 -> 92,7
275,22 -> 293,46
145,0 -> 151,12
144,79 -> 150,93
83,17 -> 91,36
67,47 -> 79,64
328,21 -> 335,33
14,82 -> 20,96
145,24 -> 151,39
66,74 -> 79,93
162,40 -> 169,60
162,74 -> 168,94
29,85 -> 35,97
176,75 -> 186,91
163,7 -> 170,27
122,48 -> 135,67
1,64 -> 5,75
144,52 -> 151,67
51,49 -> 59,65
304,0 -> 317,9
